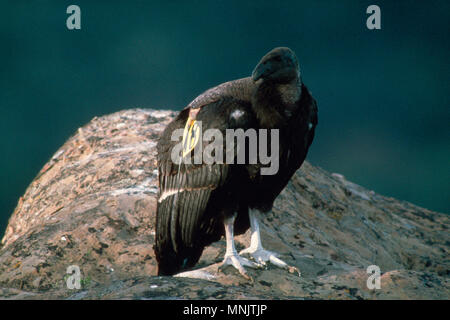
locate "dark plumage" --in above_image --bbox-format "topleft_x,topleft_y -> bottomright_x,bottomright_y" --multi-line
154,47 -> 318,277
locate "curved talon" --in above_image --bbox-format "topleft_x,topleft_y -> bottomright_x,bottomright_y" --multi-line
219,254 -> 260,280
256,257 -> 267,267
288,266 -> 301,277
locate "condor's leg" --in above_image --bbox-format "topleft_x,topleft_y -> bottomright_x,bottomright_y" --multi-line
219,213 -> 261,279
240,209 -> 301,276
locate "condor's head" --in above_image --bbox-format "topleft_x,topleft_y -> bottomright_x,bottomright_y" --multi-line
252,47 -> 300,84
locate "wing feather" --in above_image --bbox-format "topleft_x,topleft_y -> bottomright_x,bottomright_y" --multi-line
154,98 -> 255,274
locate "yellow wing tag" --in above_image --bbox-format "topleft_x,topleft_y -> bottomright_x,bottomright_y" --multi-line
182,116 -> 200,158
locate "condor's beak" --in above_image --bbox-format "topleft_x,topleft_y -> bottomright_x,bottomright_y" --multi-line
252,61 -> 272,81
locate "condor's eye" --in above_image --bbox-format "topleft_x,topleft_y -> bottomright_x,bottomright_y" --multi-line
273,56 -> 282,62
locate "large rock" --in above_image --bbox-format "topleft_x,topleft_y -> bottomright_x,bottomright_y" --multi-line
0,109 -> 448,299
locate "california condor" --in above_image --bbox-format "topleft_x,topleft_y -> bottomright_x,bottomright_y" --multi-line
154,47 -> 318,279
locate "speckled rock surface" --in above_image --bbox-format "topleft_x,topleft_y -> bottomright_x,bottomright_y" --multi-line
0,108 -> 448,300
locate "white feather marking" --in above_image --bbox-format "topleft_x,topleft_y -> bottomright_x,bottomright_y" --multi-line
158,188 -> 186,202
230,109 -> 245,120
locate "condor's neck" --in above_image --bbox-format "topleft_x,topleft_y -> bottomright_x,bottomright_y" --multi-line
277,78 -> 302,106
251,78 -> 301,128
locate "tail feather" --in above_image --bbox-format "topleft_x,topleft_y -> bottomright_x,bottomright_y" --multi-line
154,190 -> 210,275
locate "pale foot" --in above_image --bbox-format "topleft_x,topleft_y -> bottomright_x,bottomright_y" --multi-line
240,247 -> 301,277
219,253 -> 262,281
